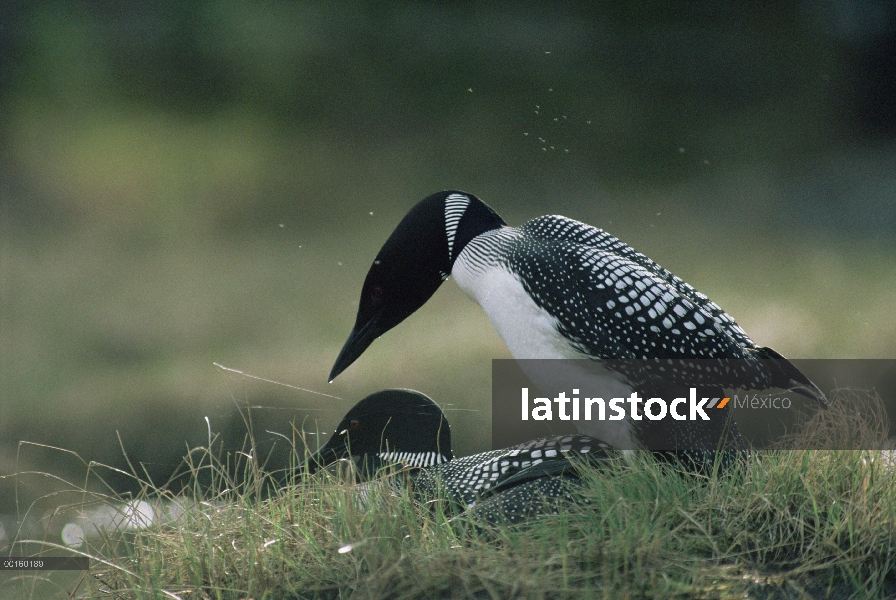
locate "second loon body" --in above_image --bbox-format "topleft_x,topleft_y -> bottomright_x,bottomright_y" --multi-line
306,390 -> 613,524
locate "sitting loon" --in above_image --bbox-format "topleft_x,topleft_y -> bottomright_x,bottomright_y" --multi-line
305,389 -> 614,524
327,191 -> 826,457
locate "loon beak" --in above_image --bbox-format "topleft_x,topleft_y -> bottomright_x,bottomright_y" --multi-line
303,448 -> 334,475
329,318 -> 378,382
304,432 -> 348,474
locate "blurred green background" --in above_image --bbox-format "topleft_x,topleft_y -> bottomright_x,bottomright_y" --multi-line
1,1 -> 895,525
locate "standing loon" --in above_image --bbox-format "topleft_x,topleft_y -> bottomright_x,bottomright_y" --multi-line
328,191 -> 827,455
306,389 -> 614,524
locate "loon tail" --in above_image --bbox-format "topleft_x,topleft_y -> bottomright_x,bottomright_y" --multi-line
755,347 -> 828,407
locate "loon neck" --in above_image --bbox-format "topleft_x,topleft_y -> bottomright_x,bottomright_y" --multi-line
445,191 -> 506,266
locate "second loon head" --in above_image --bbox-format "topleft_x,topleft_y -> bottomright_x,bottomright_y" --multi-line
329,191 -> 504,381
305,389 -> 454,475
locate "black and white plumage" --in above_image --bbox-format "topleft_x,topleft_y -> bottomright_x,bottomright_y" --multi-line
328,191 -> 827,456
305,390 -> 613,524
417,435 -> 611,524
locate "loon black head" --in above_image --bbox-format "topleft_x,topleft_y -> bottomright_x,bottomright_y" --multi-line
329,191 -> 505,381
305,389 -> 453,475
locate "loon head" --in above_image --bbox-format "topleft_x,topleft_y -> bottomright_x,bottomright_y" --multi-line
329,190 -> 505,381
305,389 -> 453,475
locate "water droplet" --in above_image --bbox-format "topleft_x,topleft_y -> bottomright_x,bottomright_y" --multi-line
62,523 -> 85,548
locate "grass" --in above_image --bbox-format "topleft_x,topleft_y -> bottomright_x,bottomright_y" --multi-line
2,391 -> 894,599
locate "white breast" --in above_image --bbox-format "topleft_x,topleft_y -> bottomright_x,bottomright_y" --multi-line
453,260 -> 580,359
452,247 -> 636,448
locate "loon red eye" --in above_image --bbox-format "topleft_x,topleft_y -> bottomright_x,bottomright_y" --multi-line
370,286 -> 384,299
349,419 -> 360,430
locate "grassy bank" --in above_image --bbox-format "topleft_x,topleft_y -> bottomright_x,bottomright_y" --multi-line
3,392 -> 895,599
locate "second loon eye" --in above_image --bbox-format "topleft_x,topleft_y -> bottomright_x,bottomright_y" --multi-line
370,286 -> 384,299
349,419 -> 360,430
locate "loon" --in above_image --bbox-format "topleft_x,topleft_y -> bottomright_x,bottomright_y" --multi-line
328,191 -> 827,455
305,389 -> 614,524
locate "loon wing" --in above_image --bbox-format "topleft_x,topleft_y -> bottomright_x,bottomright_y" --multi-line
415,435 -> 613,507
512,215 -> 826,403
509,216 -> 752,361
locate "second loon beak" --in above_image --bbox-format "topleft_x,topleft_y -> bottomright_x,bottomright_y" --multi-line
303,431 -> 351,474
